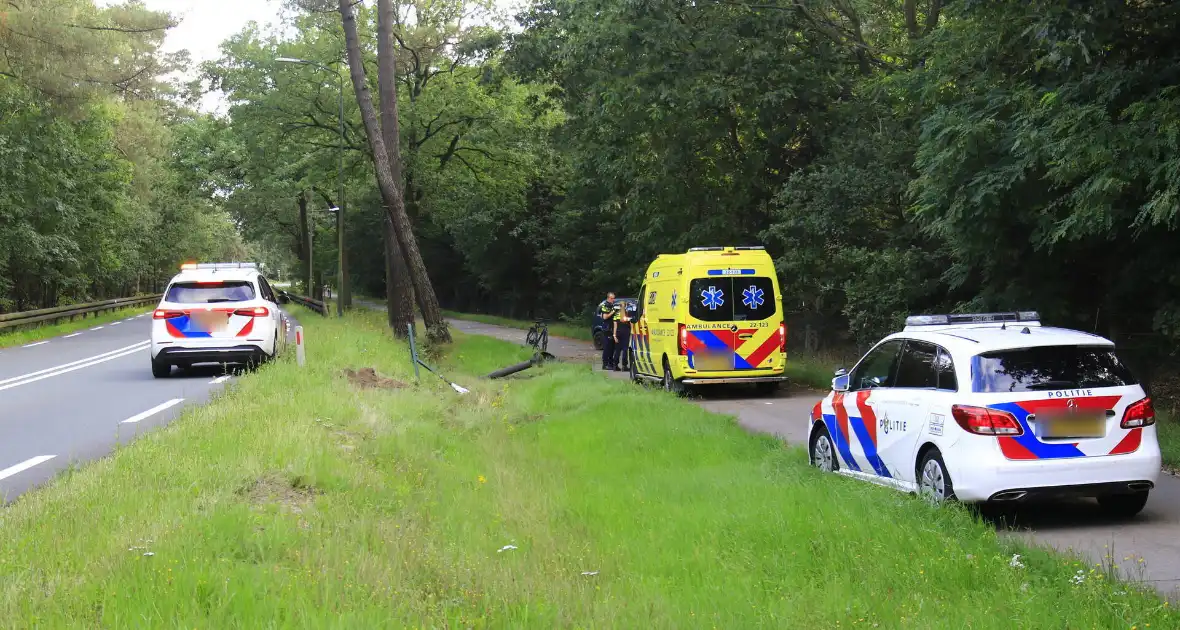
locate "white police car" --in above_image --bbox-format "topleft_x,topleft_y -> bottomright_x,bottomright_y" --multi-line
807,311 -> 1160,517
150,262 -> 289,377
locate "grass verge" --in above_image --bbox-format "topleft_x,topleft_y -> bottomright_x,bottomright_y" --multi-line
0,306 -> 1174,627
785,352 -> 838,390
0,306 -> 149,349
1157,410 -> 1180,471
443,309 -> 592,342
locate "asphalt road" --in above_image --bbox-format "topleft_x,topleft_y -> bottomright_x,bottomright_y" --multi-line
446,317 -> 1180,598
0,311 -> 262,503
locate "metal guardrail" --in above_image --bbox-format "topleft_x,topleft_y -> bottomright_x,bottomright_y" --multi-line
0,294 -> 163,331
278,290 -> 328,316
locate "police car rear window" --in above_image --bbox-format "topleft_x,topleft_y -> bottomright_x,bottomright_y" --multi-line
971,345 -> 1137,393
166,281 -> 255,304
688,277 -> 775,322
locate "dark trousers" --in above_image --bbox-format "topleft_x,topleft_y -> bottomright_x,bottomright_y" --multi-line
602,333 -> 616,368
613,325 -> 631,368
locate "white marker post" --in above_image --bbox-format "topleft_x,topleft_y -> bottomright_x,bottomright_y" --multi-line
295,325 -> 305,367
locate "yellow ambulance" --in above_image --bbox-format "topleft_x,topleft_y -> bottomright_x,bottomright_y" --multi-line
630,246 -> 787,394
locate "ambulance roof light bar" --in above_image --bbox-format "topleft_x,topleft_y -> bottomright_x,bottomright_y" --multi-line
180,262 -> 258,271
687,245 -> 766,252
904,311 -> 1041,329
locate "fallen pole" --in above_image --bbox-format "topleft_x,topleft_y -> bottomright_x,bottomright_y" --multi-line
417,359 -> 470,394
487,359 -> 535,379
486,351 -> 556,380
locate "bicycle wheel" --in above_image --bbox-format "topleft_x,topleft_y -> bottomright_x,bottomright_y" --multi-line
526,327 -> 539,347
538,328 -> 549,354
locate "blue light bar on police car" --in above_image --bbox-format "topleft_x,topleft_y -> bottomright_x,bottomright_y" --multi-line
904,311 -> 1041,327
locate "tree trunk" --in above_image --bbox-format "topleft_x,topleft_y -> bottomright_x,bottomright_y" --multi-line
338,0 -> 450,343
298,191 -> 313,295
378,0 -> 414,338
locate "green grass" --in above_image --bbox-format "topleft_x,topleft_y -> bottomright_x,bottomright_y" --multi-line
0,307 -> 1174,627
785,352 -> 841,390
0,306 -> 150,349
1156,411 -> 1180,471
443,310 -> 592,341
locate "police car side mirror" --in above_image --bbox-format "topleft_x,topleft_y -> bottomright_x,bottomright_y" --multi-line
832,373 -> 850,392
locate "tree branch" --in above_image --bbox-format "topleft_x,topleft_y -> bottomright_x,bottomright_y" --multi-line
447,151 -> 485,183
904,0 -> 920,40
454,145 -> 522,167
414,115 -> 485,148
925,0 -> 944,36
438,133 -> 461,168
312,186 -> 336,208
66,23 -> 170,33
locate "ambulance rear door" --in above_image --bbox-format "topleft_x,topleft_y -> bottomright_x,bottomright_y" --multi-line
684,272 -> 781,372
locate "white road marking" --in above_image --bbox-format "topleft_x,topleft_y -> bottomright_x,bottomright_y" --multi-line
63,333 -> 82,339
120,398 -> 184,424
0,341 -> 149,392
209,375 -> 231,385
90,326 -> 104,331
0,456 -> 56,482
0,340 -> 149,386
21,341 -> 48,348
110,322 -> 121,326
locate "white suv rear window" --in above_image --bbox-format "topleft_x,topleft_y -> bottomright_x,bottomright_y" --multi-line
971,345 -> 1137,393
166,281 -> 255,304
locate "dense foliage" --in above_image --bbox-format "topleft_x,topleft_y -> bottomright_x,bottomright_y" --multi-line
11,0 -> 1180,379
0,0 -> 258,312
500,0 -> 1180,371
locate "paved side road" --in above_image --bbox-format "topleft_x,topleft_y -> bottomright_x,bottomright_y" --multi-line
0,309 -> 296,503
445,317 -> 1180,598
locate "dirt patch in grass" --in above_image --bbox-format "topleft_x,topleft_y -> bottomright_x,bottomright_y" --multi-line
510,412 -> 547,424
342,367 -> 407,390
239,475 -> 317,513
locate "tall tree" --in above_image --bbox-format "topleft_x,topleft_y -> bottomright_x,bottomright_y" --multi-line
378,0 -> 415,335
338,0 -> 451,342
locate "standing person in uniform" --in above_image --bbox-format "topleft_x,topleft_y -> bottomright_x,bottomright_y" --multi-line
612,301 -> 634,371
599,292 -> 617,370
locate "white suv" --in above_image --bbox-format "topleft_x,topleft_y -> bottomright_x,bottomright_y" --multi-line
150,263 -> 289,378
808,311 -> 1160,517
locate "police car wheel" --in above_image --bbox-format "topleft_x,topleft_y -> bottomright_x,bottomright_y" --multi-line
918,449 -> 956,502
809,427 -> 838,472
592,330 -> 604,351
151,357 -> 171,379
1096,491 -> 1149,518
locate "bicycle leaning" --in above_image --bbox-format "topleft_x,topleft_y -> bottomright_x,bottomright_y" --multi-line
525,319 -> 549,354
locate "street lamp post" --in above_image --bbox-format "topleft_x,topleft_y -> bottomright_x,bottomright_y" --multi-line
276,56 -> 346,317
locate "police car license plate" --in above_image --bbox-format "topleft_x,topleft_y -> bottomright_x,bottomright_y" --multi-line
1036,413 -> 1105,439
191,310 -> 228,332
694,349 -> 733,371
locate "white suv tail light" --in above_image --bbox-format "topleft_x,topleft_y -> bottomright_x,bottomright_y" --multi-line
951,405 -> 1024,436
